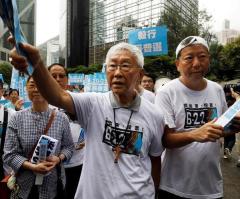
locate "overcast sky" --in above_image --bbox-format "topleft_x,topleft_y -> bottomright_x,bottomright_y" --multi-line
36,0 -> 240,45
199,0 -> 240,32
36,0 -> 60,45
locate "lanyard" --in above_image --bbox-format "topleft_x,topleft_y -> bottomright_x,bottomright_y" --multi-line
113,108 -> 133,163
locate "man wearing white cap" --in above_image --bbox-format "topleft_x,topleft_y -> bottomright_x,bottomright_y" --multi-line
155,36 -> 227,198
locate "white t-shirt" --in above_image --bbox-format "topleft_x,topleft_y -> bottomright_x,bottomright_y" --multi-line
49,105 -> 85,167
64,121 -> 85,168
155,78 -> 228,199
70,91 -> 164,199
139,88 -> 155,103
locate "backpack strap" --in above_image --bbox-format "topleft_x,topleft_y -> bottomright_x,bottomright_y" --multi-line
28,109 -> 56,160
44,110 -> 56,135
0,107 -> 8,179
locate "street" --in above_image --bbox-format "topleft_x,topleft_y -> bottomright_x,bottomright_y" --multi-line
221,146 -> 240,199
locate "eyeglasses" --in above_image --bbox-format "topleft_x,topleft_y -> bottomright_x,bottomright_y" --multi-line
107,63 -> 139,72
52,74 -> 67,79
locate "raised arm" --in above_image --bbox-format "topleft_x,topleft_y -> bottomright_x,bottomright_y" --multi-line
9,41 -> 75,115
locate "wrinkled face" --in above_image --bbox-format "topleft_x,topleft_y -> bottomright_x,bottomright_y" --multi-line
106,50 -> 143,96
9,91 -> 19,103
141,75 -> 154,91
176,44 -> 210,81
49,65 -> 68,89
27,78 -> 45,103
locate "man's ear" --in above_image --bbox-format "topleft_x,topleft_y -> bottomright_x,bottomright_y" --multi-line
175,59 -> 180,72
139,69 -> 144,79
136,69 -> 144,84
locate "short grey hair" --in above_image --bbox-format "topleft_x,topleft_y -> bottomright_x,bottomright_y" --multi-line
105,42 -> 144,68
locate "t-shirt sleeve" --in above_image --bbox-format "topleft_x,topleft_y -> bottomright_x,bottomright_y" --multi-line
69,92 -> 96,129
220,88 -> 228,113
149,109 -> 165,157
155,90 -> 176,128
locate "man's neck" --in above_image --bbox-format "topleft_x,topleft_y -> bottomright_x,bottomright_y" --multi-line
114,91 -> 137,107
32,102 -> 49,112
180,76 -> 207,91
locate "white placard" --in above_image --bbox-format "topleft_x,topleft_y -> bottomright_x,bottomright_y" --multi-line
215,100 -> 240,127
30,135 -> 58,164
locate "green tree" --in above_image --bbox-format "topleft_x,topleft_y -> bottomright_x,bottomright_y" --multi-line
157,8 -> 215,56
144,56 -> 177,78
67,64 -> 102,74
219,36 -> 240,80
0,61 -> 13,85
206,42 -> 224,81
157,8 -> 197,56
198,10 -> 216,44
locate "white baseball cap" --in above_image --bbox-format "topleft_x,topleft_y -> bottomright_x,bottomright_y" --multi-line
176,36 -> 209,58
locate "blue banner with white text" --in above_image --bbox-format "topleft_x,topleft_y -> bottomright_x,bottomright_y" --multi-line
128,26 -> 168,56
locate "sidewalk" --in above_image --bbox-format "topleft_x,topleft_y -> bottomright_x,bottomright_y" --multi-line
221,147 -> 240,199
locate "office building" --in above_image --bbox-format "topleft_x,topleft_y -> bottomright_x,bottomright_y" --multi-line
59,0 -> 198,66
59,0 -> 89,67
38,36 -> 60,66
89,0 -> 199,64
216,19 -> 240,45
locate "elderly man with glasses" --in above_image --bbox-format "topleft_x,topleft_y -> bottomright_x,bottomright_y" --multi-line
155,36 -> 237,199
9,41 -> 165,199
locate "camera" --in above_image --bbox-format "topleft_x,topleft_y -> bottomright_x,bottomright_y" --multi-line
223,83 -> 240,93
223,83 -> 240,106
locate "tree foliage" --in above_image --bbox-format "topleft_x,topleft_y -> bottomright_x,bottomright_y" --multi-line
218,37 -> 240,80
0,61 -> 13,85
144,56 -> 177,78
198,10 -> 216,44
206,42 -> 224,81
67,64 -> 102,74
158,8 -> 196,56
157,8 -> 215,56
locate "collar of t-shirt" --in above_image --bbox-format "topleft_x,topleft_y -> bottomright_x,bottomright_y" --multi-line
109,91 -> 141,112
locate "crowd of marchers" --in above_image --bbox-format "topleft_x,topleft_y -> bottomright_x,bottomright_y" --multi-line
0,35 -> 240,199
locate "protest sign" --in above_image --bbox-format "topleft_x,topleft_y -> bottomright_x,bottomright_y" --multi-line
215,100 -> 240,128
30,135 -> 58,164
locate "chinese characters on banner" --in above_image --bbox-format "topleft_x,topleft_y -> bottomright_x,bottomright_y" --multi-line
128,26 -> 168,56
68,72 -> 108,93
